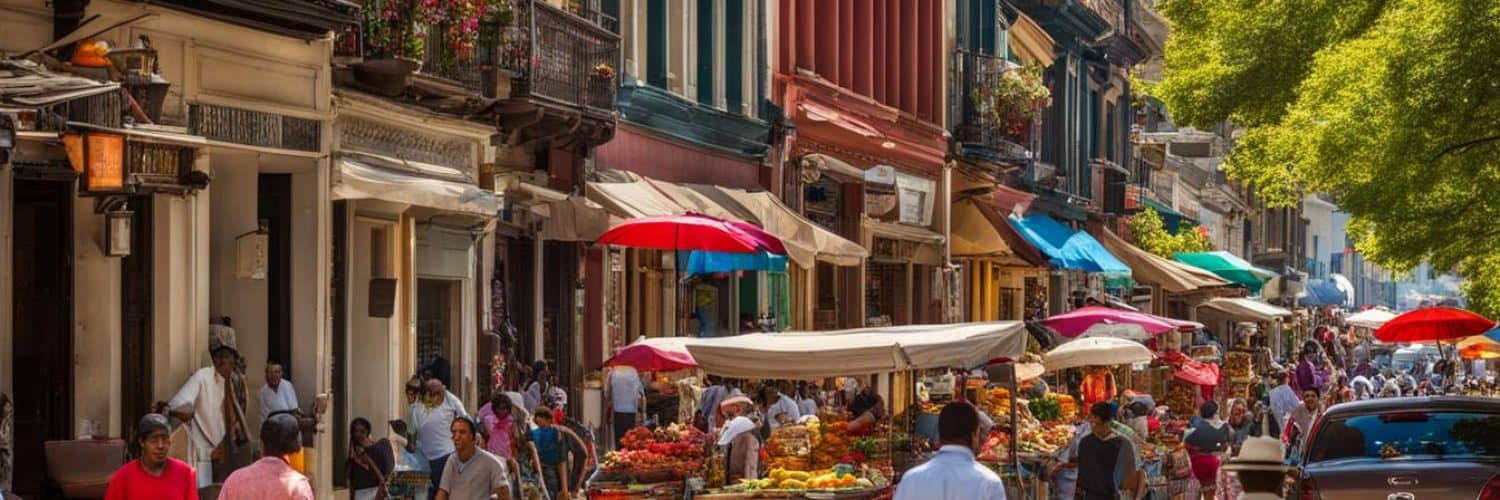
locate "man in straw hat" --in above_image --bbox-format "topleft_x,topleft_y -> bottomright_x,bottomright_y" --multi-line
1222,437 -> 1291,499
157,322 -> 250,495
716,395 -> 760,483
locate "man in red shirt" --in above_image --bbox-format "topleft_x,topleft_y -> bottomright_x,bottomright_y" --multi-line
105,414 -> 199,499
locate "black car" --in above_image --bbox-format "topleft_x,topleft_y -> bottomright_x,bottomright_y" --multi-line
1294,396 -> 1500,500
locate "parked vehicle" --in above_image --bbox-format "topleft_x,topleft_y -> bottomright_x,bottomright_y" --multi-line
1295,396 -> 1500,500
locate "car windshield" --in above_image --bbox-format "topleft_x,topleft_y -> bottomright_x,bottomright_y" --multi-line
1306,411 -> 1500,463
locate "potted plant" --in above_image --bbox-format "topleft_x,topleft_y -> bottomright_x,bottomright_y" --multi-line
354,0 -> 425,96
973,62 -> 1051,145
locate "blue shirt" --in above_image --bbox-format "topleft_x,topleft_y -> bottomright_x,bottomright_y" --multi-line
607,369 -> 645,414
531,427 -> 563,465
894,445 -> 1006,500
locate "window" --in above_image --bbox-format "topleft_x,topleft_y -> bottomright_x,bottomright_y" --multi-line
646,0 -> 667,88
724,0 -> 744,113
962,0 -> 1008,57
1306,412 -> 1500,463
696,0 -> 714,105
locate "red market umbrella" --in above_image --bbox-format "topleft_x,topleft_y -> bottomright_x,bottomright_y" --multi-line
1374,307 -> 1495,344
597,213 -> 786,255
1159,351 -> 1220,386
604,342 -> 698,372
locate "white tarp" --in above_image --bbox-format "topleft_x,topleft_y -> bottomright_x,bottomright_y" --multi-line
638,322 -> 1027,379
1198,297 -> 1294,322
1346,308 -> 1397,330
334,155 -> 499,216
1044,337 -> 1155,371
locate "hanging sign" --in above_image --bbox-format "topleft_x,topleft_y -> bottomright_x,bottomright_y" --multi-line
895,172 -> 936,226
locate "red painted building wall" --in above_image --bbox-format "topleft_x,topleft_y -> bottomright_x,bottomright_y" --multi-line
778,0 -> 945,124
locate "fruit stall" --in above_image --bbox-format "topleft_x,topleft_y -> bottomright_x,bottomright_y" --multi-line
629,322 -> 1031,498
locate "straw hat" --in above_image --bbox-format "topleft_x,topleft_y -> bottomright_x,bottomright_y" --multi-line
719,395 -> 753,409
1224,437 -> 1290,472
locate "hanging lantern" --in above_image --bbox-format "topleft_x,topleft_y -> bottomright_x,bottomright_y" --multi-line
63,131 -> 127,192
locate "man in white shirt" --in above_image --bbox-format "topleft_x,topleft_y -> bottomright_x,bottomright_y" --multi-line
161,324 -> 246,493
412,378 -> 469,499
259,361 -> 300,421
761,385 -> 800,429
604,366 -> 646,449
894,402 -> 1005,500
1268,372 -> 1300,430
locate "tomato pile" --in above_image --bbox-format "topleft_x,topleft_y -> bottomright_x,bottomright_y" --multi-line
602,424 -> 708,479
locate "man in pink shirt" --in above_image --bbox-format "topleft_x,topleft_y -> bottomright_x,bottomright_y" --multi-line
105,414 -> 199,500
477,392 -> 516,459
219,413 -> 313,500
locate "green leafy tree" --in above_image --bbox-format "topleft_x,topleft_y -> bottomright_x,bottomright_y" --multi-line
1126,207 -> 1214,258
1156,0 -> 1500,316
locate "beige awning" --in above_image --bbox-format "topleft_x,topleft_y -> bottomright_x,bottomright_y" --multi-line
333,155 -> 498,217
504,182 -> 608,242
1198,298 -> 1293,322
1091,227 -> 1231,293
694,186 -> 868,267
585,180 -> 686,218
950,198 -> 1046,267
864,218 -> 945,265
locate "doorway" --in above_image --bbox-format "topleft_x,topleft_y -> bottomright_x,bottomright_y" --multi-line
120,196 -> 154,445
259,174 -> 292,376
417,279 -> 459,384
11,179 -> 73,496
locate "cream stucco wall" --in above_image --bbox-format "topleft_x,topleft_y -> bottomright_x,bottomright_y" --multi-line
152,191 -> 212,411
73,193 -> 124,437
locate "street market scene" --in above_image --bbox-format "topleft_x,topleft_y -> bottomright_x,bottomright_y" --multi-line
0,0 -> 1497,499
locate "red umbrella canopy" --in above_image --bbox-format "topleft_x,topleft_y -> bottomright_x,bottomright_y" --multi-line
603,342 -> 698,372
1374,307 -> 1496,343
596,213 -> 786,254
1041,306 -> 1191,338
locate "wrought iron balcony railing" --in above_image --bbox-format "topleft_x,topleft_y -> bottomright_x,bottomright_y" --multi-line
951,50 -> 1040,163
416,0 -> 619,114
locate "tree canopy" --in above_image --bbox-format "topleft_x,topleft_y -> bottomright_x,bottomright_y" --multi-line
1156,0 -> 1500,316
1125,207 -> 1213,259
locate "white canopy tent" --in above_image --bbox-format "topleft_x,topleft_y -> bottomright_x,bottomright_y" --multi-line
1043,337 -> 1155,371
636,322 -> 1028,379
1346,307 -> 1397,330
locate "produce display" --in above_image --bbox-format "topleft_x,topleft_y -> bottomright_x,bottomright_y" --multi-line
601,424 -> 708,482
976,430 -> 1011,462
810,413 -> 856,469
765,423 -> 814,472
728,465 -> 891,492
1017,422 -> 1074,454
1028,396 -> 1067,423
979,387 -> 1012,419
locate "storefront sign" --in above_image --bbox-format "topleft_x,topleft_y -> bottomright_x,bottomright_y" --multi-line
865,164 -> 896,185
895,172 -> 935,226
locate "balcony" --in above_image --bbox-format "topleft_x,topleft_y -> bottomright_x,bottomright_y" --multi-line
414,0 -> 619,116
951,50 -> 1042,170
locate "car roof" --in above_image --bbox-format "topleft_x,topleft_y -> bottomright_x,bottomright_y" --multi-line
1322,396 -> 1500,418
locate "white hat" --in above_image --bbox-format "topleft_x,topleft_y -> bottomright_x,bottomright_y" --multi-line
1224,437 -> 1289,472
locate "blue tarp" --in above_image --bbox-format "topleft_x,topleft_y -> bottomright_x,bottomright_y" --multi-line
1008,214 -> 1132,277
1302,279 -> 1348,307
678,250 -> 787,276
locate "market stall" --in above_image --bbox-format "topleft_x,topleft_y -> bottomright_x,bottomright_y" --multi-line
602,322 -> 1030,498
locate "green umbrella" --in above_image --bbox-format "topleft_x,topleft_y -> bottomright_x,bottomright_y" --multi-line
1173,251 -> 1277,293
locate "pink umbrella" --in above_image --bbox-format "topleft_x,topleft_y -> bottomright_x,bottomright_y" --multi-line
1042,306 -> 1196,339
604,342 -> 698,372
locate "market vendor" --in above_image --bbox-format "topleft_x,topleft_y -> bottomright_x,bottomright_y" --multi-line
760,384 -> 801,430
847,384 -> 887,422
1080,366 -> 1117,410
715,396 -> 760,482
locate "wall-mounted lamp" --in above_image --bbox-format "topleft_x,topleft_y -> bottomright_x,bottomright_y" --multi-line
63,131 -> 127,192
104,203 -> 133,257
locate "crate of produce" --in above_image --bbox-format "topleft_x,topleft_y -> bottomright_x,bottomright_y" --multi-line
1224,352 -> 1255,382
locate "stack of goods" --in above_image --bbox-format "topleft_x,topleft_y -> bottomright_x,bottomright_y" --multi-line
765,424 -> 813,471
810,413 -> 853,469
1188,345 -> 1220,363
979,387 -> 1012,420
1027,396 -> 1069,424
600,424 -> 708,483
1164,381 -> 1197,415
1054,394 -> 1078,421
1016,422 -> 1075,455
918,400 -> 946,415
1224,352 -> 1254,382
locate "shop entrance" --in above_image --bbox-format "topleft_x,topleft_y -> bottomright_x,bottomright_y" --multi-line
11,178 -> 73,496
120,196 -> 154,443
417,279 -> 461,383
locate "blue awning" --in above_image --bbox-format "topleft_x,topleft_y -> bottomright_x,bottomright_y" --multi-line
1008,214 -> 1132,277
1301,279 -> 1348,307
678,250 -> 787,276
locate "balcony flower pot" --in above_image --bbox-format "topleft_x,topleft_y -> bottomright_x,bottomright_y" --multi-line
353,57 -> 422,97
